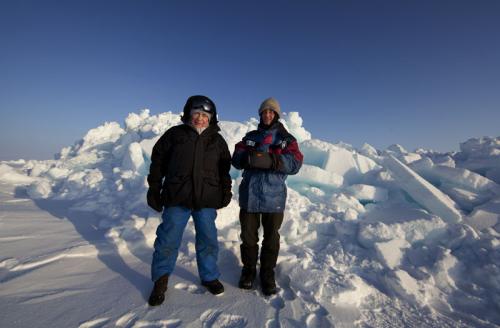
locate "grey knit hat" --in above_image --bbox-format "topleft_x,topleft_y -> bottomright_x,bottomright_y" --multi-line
258,97 -> 281,117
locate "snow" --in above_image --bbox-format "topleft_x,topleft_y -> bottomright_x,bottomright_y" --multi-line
0,164 -> 37,185
465,198 -> 500,231
1,110 -> 499,327
345,184 -> 388,203
382,154 -> 463,224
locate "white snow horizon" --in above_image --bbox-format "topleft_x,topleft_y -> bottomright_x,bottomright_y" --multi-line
1,109 -> 499,327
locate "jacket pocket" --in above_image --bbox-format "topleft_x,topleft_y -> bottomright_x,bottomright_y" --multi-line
202,177 -> 223,208
163,175 -> 190,204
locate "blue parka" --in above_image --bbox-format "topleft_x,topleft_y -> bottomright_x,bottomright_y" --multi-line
232,122 -> 303,213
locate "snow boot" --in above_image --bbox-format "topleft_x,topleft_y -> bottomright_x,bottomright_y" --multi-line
202,279 -> 225,295
238,266 -> 257,289
148,274 -> 169,306
260,269 -> 277,296
240,245 -> 258,268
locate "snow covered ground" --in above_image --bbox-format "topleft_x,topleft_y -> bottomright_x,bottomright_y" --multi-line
1,109 -> 499,327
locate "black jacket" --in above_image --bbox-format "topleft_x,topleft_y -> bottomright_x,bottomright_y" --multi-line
147,123 -> 232,210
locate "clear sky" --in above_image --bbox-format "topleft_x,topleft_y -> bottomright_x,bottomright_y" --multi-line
1,0 -> 499,160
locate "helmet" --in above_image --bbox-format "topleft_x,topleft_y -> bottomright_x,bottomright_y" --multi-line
181,95 -> 217,124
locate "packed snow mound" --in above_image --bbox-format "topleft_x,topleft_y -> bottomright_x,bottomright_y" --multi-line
1,109 -> 500,326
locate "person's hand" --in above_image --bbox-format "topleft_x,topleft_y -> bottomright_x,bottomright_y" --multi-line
147,188 -> 163,212
248,151 -> 273,169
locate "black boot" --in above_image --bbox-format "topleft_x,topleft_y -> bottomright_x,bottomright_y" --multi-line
238,266 -> 256,289
260,268 -> 277,296
148,274 -> 169,306
202,279 -> 225,295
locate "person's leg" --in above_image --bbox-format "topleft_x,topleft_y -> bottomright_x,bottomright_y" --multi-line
192,207 -> 224,295
260,212 -> 284,295
149,206 -> 191,305
192,207 -> 220,282
238,209 -> 260,289
151,206 -> 191,282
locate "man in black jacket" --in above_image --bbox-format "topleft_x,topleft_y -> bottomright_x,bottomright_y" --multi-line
146,95 -> 232,306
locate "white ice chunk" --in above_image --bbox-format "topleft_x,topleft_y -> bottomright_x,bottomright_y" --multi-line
27,180 -> 53,199
486,167 -> 500,185
432,249 -> 459,293
280,111 -> 311,142
0,164 -> 37,185
330,192 -> 365,219
124,109 -> 182,138
385,270 -> 426,305
122,142 -> 145,173
288,164 -> 343,188
331,275 -> 376,306
76,121 -> 125,153
374,239 -> 410,269
455,137 -> 500,174
411,158 -> 500,196
140,136 -> 159,160
47,167 -> 70,180
299,139 -> 337,167
359,143 -> 379,158
386,144 -> 422,164
465,198 -> 500,231
439,184 -> 489,211
346,184 -> 388,203
323,148 -> 380,184
382,155 -> 462,223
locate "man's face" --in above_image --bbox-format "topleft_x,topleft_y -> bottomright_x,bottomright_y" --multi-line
191,112 -> 210,128
261,109 -> 276,125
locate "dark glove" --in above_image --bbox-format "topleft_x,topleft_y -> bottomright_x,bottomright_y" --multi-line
147,188 -> 163,212
239,151 -> 250,169
248,151 -> 273,169
270,153 -> 281,171
221,192 -> 232,208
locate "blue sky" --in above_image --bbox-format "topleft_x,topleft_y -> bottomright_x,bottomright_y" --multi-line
1,0 -> 499,160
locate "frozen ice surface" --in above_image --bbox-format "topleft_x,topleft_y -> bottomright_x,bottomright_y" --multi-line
411,157 -> 500,196
374,238 -> 410,269
288,164 -> 343,188
345,184 -> 388,203
0,164 -> 37,185
464,198 -> 500,231
323,148 -> 380,184
382,155 -> 463,223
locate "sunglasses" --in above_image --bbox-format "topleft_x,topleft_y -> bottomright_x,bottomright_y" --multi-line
190,99 -> 214,113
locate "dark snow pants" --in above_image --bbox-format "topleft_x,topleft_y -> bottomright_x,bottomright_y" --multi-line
239,209 -> 284,271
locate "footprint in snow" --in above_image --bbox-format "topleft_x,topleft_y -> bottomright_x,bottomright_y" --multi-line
115,312 -> 138,327
78,317 -> 110,328
174,282 -> 203,294
268,295 -> 285,310
305,312 -> 332,328
200,309 -> 247,328
265,318 -> 279,328
130,319 -> 182,328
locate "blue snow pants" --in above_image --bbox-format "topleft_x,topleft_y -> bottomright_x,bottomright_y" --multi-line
151,206 -> 220,283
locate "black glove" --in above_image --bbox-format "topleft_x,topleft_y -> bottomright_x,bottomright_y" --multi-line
147,188 -> 163,212
270,153 -> 281,171
248,151 -> 273,169
221,192 -> 232,208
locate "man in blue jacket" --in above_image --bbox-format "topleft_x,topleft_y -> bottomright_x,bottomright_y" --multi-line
232,97 -> 303,295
